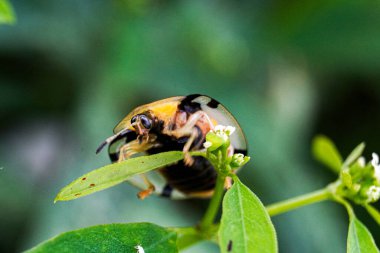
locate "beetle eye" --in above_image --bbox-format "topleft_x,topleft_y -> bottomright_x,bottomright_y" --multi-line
140,115 -> 152,129
131,116 -> 138,124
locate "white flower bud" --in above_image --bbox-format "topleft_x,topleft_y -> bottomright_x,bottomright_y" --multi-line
357,157 -> 366,167
367,185 -> 380,203
352,184 -> 361,192
212,125 -> 236,142
203,141 -> 212,149
225,126 -> 236,136
371,153 -> 379,167
214,125 -> 226,132
231,153 -> 247,167
371,153 -> 380,183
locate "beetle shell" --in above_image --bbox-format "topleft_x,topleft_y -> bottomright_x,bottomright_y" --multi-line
105,94 -> 247,199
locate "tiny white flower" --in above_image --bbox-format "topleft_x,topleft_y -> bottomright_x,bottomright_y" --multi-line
371,153 -> 379,167
352,184 -> 361,192
231,153 -> 246,166
203,141 -> 212,149
225,126 -> 236,136
357,157 -> 366,167
220,134 -> 228,142
214,125 -> 225,132
214,130 -> 228,141
367,185 -> 380,202
212,125 -> 236,141
371,153 -> 380,183
135,244 -> 145,253
375,168 -> 380,183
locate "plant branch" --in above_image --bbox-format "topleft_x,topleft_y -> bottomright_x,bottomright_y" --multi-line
266,188 -> 331,216
331,195 -> 356,220
200,173 -> 226,230
171,227 -> 203,250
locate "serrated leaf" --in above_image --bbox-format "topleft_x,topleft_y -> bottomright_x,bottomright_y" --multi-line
25,223 -> 178,253
347,218 -> 379,253
364,205 -> 380,226
343,142 -> 365,168
55,151 -> 184,202
312,135 -> 343,173
219,178 -> 277,253
0,0 -> 15,24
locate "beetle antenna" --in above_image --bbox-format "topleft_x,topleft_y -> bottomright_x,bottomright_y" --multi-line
95,129 -> 130,154
95,140 -> 108,154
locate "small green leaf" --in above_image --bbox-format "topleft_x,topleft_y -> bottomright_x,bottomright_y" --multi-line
206,132 -> 226,151
25,223 -> 178,253
55,151 -> 184,202
219,178 -> 277,253
0,0 -> 15,24
341,169 -> 353,188
312,135 -> 343,173
364,204 -> 380,226
347,217 -> 379,253
343,142 -> 365,168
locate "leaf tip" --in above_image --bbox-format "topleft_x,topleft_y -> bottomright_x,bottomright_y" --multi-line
54,191 -> 64,203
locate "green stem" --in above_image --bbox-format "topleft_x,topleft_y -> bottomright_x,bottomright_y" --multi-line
200,173 -> 226,230
332,195 -> 356,220
171,227 -> 203,250
266,188 -> 331,216
363,204 -> 380,225
190,151 -> 207,158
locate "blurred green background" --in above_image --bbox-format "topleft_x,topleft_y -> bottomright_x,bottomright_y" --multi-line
1,1 -> 380,252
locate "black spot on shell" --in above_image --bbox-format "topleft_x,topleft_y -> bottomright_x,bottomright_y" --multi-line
207,98 -> 220,108
179,94 -> 202,113
234,149 -> 248,156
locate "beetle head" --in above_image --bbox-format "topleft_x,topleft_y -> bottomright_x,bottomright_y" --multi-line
131,113 -> 154,136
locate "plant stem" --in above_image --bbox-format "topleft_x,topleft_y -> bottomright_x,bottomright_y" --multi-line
332,195 -> 356,220
266,188 -> 331,216
171,227 -> 203,250
200,173 -> 226,230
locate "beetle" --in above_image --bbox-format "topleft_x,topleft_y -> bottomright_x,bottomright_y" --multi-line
96,94 -> 247,199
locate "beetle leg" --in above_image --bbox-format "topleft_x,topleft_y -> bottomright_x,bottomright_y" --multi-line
118,134 -> 157,162
137,174 -> 156,200
224,176 -> 232,189
182,129 -> 198,166
164,111 -> 214,165
169,111 -> 214,136
187,189 -> 214,198
186,178 -> 231,198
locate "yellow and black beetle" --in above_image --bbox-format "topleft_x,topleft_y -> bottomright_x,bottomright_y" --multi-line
96,94 -> 247,199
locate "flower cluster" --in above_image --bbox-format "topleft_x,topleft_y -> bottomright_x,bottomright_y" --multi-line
203,125 -> 250,172
203,125 -> 236,151
338,153 -> 380,204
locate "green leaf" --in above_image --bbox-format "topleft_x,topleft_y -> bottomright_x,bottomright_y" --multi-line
55,151 -> 184,202
343,142 -> 365,168
26,223 -> 178,253
0,0 -> 15,24
364,204 -> 380,226
347,218 -> 379,253
219,178 -> 277,253
312,135 -> 343,173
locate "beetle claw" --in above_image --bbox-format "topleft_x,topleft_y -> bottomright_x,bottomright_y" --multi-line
184,152 -> 194,166
137,188 -> 155,200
